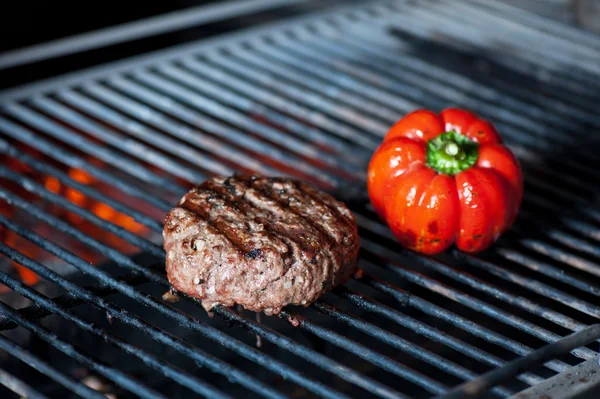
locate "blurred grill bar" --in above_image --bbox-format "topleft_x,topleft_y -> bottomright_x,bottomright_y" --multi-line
0,368 -> 51,399
1,0 -> 600,398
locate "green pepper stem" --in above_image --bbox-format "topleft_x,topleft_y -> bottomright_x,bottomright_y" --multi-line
445,142 -> 459,156
426,131 -> 479,175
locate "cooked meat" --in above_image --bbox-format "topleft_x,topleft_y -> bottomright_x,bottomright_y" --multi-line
163,175 -> 359,315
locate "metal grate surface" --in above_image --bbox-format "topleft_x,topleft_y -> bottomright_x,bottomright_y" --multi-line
1,0 -> 600,398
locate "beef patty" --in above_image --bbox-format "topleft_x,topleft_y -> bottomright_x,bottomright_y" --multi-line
163,175 -> 359,315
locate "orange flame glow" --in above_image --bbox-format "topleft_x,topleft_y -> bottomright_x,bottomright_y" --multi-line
2,154 -> 150,293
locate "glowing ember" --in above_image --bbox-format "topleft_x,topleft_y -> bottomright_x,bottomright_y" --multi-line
1,145 -> 155,294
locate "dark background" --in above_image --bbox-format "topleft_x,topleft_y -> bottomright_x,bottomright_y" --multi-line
1,0 -> 599,54
0,1 -> 217,53
0,0 -> 335,90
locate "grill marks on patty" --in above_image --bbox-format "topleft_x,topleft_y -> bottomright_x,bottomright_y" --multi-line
204,177 -> 340,291
178,197 -> 251,254
163,176 -> 360,314
235,177 -> 340,288
246,178 -> 344,287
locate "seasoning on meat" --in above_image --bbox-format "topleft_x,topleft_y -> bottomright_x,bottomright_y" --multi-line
163,175 -> 360,315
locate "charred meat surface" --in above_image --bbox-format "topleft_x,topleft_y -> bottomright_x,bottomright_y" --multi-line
163,176 -> 360,315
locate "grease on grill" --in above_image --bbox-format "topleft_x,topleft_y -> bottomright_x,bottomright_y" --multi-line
162,287 -> 180,303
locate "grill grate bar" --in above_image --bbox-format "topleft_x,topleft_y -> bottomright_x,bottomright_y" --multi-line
432,0 -> 600,75
440,323 -> 600,399
522,182 -> 600,223
0,191 -> 165,285
0,117 -> 175,210
360,250 -> 595,361
2,134 -> 584,388
380,25 -> 599,115
103,75 -> 306,160
0,213 -> 348,399
1,108 -> 596,394
334,287 -> 544,386
278,307 -> 447,396
357,215 -> 596,330
175,57 -> 377,158
493,213 -> 600,275
57,90 -> 236,177
0,166 -> 165,257
222,51 -> 391,136
336,25 -> 600,128
365,239 -> 592,338
227,39 -> 417,117
262,30 -> 581,141
105,76 -> 337,187
0,173 -> 568,396
455,251 -> 600,318
0,138 -> 164,232
496,241 -> 600,297
198,55 -> 382,150
0,333 -> 105,399
229,47 -> 399,128
213,306 -> 405,399
155,63 -> 370,165
469,0 -> 600,50
358,215 -> 598,336
79,84 -> 277,176
0,265 -> 233,399
252,16 -> 600,127
510,231 -> 600,278
128,71 -> 337,187
0,300 -> 168,399
299,22 -> 600,149
307,301 -> 513,396
328,30 -> 600,136
0,272 -> 147,331
31,97 -> 209,185
124,67 -> 363,179
529,226 -> 600,261
0,369 -> 50,399
521,193 -> 600,238
358,273 -> 571,374
392,2 -> 600,87
522,174 -> 600,213
1,1 -> 600,396
1,141 -> 572,396
289,28 -> 600,167
3,104 -> 186,195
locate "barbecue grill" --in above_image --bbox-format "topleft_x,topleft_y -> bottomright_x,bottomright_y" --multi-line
1,0 -> 599,398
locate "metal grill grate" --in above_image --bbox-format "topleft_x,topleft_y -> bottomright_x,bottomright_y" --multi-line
1,0 -> 599,398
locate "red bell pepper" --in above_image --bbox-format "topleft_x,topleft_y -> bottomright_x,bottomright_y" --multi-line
367,108 -> 523,254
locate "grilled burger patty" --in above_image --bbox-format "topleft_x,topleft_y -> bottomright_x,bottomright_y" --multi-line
163,175 -> 360,315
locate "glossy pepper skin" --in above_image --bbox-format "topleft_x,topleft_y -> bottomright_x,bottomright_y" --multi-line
367,108 -> 523,255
